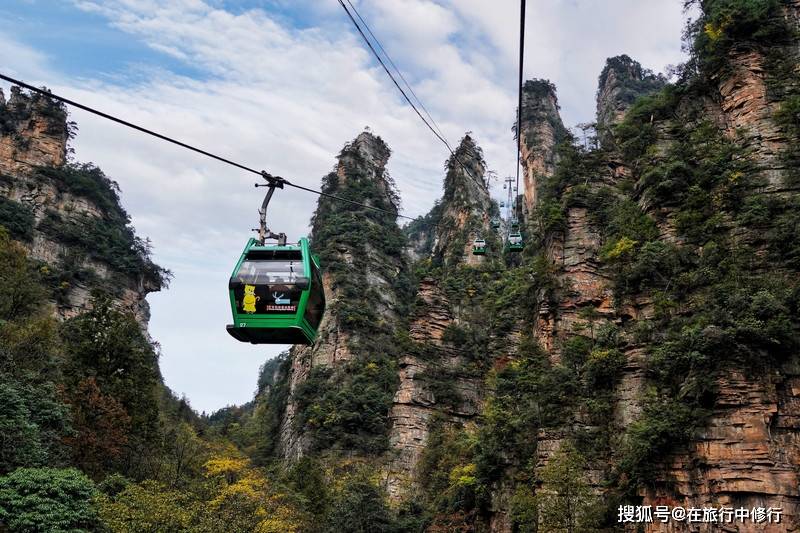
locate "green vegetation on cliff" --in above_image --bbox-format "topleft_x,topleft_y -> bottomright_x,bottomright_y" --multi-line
286,136 -> 413,456
0,197 -> 34,241
34,163 -> 170,289
609,88 -> 800,489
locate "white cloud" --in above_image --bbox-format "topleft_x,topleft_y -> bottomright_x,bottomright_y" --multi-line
2,0 -> 691,412
1,33 -> 53,81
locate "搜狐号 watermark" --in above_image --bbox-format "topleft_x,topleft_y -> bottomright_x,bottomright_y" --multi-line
618,505 -> 782,524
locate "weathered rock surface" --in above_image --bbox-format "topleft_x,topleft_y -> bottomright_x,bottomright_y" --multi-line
535,206 -> 615,363
519,35 -> 800,530
631,5 -> 800,528
639,371 -> 800,532
0,86 -> 68,175
385,277 -> 454,498
596,55 -> 666,148
0,87 -> 159,325
715,50 -> 793,191
277,131 -> 407,460
386,137 -> 494,499
518,80 -> 567,215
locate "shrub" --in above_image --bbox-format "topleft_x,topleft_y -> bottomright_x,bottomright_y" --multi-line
0,380 -> 72,474
324,467 -> 396,533
37,210 -> 168,287
685,0 -> 787,76
618,393 -> 705,488
0,199 -> 35,241
293,355 -> 398,454
34,164 -> 126,221
96,479 -> 198,532
0,467 -> 99,532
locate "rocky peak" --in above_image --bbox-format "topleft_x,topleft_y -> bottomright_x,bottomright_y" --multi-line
278,129 -> 411,459
517,79 -> 567,214
0,85 -> 70,176
430,134 -> 494,266
312,129 -> 404,334
335,130 -> 392,190
595,55 -> 665,148
441,134 -> 487,205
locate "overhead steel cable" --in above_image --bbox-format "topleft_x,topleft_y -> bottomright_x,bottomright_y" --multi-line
0,72 -> 417,221
343,0 -> 448,145
335,0 -> 485,187
515,0 -> 527,221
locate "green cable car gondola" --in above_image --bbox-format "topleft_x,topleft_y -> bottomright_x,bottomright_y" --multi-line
226,173 -> 325,345
226,237 -> 325,345
491,218 -> 501,230
507,231 -> 524,252
472,238 -> 487,256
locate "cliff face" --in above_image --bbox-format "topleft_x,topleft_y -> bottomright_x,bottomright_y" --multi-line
244,3 -> 800,531
387,136 -> 501,498
276,133 -> 502,499
629,2 -> 800,528
0,86 -> 69,174
0,87 -> 165,325
512,1 -> 800,531
0,87 -> 192,503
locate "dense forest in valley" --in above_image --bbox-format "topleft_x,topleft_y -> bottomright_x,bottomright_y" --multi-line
1,0 -> 799,531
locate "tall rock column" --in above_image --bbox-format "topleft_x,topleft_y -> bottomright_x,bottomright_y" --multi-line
277,131 -> 411,460
0,86 -> 69,176
516,80 -> 615,361
517,80 -> 567,215
430,135 -> 495,266
0,87 -> 164,326
386,135 -> 494,498
710,1 -> 800,191
595,55 -> 666,149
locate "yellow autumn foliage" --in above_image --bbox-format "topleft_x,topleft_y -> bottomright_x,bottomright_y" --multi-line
704,22 -> 725,41
448,463 -> 477,488
601,236 -> 638,261
203,454 -> 249,480
96,480 -> 198,532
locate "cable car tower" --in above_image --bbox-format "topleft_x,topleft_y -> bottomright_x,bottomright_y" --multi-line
503,176 -> 515,224
503,175 -> 523,252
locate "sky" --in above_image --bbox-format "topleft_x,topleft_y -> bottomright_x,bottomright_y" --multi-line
1,0 -> 694,413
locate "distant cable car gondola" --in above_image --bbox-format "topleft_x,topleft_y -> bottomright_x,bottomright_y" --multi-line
491,218 -> 501,230
472,238 -> 487,256
227,174 -> 325,345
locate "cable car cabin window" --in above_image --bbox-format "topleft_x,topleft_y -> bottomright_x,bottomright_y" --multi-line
236,259 -> 301,285
304,262 -> 324,330
232,259 -> 303,315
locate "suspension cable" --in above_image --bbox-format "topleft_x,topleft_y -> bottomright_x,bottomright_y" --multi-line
515,0 -> 527,222
343,0 -> 447,145
0,72 -> 417,221
336,0 -> 485,187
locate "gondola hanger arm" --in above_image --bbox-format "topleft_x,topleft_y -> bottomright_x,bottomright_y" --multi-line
254,171 -> 287,246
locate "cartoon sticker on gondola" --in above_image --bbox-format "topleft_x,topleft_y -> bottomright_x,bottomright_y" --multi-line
272,292 -> 290,305
243,284 -> 260,313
